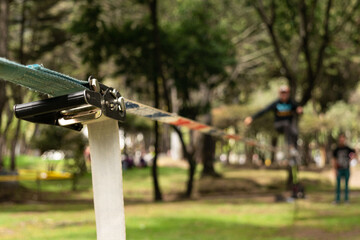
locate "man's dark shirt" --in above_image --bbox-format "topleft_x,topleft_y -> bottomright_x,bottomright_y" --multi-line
252,99 -> 299,122
333,146 -> 355,169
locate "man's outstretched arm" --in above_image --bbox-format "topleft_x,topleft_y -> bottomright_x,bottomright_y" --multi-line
244,101 -> 277,125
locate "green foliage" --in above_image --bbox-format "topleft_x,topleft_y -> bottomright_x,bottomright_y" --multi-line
31,126 -> 85,155
31,125 -> 87,174
69,0 -> 105,70
71,0 -> 155,98
71,0 -> 235,112
163,0 -> 236,106
120,114 -> 153,133
250,0 -> 360,109
313,54 -> 359,112
299,89 -> 360,146
9,0 -> 72,63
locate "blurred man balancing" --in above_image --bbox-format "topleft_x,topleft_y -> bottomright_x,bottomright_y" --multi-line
244,85 -> 303,156
333,134 -> 356,204
244,85 -> 304,197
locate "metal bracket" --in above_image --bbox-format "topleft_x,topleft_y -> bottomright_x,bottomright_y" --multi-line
14,78 -> 126,131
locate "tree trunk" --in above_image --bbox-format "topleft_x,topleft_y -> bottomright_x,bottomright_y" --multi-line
0,0 -> 9,169
10,120 -> 21,171
161,124 -> 170,154
172,126 -> 196,197
270,136 -> 277,164
8,0 -> 26,171
302,138 -> 312,167
186,152 -> 196,196
286,166 -> 293,190
325,133 -> 334,166
160,54 -> 197,197
200,133 -> 218,177
0,0 -> 8,57
8,88 -> 23,171
149,0 -> 162,201
158,43 -> 197,196
152,122 -> 162,201
18,0 -> 26,64
200,113 -> 220,177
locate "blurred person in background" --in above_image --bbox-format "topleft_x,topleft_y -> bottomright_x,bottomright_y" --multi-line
333,133 -> 356,204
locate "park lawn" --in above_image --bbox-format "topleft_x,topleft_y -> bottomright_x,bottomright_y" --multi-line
1,195 -> 360,240
0,199 -> 299,240
1,158 -> 360,240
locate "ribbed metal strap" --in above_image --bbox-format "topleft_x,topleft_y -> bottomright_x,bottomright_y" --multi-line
0,58 -> 88,96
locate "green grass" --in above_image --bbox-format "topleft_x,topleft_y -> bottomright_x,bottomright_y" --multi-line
1,156 -> 360,239
2,196 -> 360,240
4,155 -> 46,170
4,155 -> 190,200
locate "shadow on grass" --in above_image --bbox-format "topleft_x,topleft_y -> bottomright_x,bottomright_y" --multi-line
128,213 -> 360,240
0,201 -> 94,213
295,205 -> 360,223
198,176 -> 286,197
300,178 -> 333,192
198,174 -> 336,194
126,216 -> 291,240
123,167 -> 187,180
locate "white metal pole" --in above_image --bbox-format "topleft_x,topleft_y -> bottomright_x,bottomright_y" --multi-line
87,119 -> 126,240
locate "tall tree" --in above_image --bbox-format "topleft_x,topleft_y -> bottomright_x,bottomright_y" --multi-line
248,0 -> 360,187
9,0 -> 26,171
162,0 -> 236,177
4,0 -> 74,171
71,0 -> 235,196
71,0 -> 165,201
0,0 -> 10,169
149,0 -> 163,201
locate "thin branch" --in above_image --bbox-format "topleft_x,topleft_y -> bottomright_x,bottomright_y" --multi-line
3,102 -> 14,137
255,0 -> 271,26
239,47 -> 273,63
299,0 -> 314,80
332,0 -> 360,34
230,59 -> 264,80
232,24 -> 261,46
307,0 -> 319,36
300,0 -> 333,105
254,0 -> 296,88
314,0 -> 332,79
285,0 -> 298,28
270,0 -> 276,24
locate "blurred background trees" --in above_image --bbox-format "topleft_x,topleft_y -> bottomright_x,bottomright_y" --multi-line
0,0 -> 360,200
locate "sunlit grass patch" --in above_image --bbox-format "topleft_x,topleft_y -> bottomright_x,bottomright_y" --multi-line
1,160 -> 360,239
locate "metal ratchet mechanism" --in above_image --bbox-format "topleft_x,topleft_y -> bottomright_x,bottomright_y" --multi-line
13,77 -> 126,131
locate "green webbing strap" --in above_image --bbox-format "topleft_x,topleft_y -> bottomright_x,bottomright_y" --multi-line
0,58 -> 88,96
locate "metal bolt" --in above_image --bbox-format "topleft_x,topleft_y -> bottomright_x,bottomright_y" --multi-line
88,76 -> 100,92
109,102 -> 115,110
110,88 -> 118,98
118,97 -> 125,112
